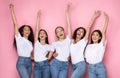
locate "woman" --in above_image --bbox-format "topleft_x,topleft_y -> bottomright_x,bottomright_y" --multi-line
70,9 -> 100,78
50,3 -> 72,78
33,11 -> 54,78
85,12 -> 109,78
9,4 -> 34,78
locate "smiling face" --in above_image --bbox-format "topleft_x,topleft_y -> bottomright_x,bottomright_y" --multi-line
76,28 -> 85,39
55,26 -> 65,40
73,27 -> 86,40
39,30 -> 47,40
22,26 -> 31,38
91,30 -> 102,44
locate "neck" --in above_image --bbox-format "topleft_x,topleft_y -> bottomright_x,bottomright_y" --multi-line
40,40 -> 46,45
74,38 -> 81,43
93,41 -> 98,44
23,36 -> 28,39
58,37 -> 65,41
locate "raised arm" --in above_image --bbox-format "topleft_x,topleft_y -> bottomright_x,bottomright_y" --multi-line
102,12 -> 109,45
35,10 -> 41,42
84,11 -> 100,41
66,2 -> 72,39
9,4 -> 19,36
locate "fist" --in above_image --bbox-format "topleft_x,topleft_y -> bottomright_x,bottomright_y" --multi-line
9,4 -> 14,9
104,12 -> 109,20
53,52 -> 58,58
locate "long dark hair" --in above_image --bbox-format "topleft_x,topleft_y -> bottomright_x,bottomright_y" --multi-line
14,25 -> 34,48
91,30 -> 102,44
73,27 -> 86,40
38,29 -> 49,44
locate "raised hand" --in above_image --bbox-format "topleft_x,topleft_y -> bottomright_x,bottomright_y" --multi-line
35,10 -> 41,42
66,2 -> 72,39
66,2 -> 72,12
9,3 -> 19,36
9,4 -> 14,9
102,12 -> 109,45
93,10 -> 101,19
84,10 -> 100,41
37,10 -> 41,17
104,12 -> 109,21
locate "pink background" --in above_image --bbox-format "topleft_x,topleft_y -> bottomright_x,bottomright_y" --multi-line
0,0 -> 120,78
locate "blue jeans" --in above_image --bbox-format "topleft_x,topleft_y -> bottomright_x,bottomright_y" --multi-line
71,61 -> 86,78
50,58 -> 69,78
88,62 -> 107,78
16,56 -> 32,78
34,60 -> 50,78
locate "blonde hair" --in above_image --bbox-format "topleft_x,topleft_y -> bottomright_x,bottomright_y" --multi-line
55,26 -> 64,41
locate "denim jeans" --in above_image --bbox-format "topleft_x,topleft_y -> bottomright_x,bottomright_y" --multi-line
34,60 -> 50,78
88,62 -> 107,78
16,56 -> 32,78
50,58 -> 69,78
71,61 -> 86,78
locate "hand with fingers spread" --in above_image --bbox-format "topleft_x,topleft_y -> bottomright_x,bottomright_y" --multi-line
93,10 -> 101,19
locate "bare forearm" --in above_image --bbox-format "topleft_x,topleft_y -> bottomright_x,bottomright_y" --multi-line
85,11 -> 100,40
35,11 -> 41,42
48,52 -> 53,60
66,2 -> 72,39
66,11 -> 72,38
9,4 -> 18,35
102,12 -> 109,44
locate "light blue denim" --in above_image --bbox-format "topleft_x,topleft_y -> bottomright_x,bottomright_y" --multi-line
16,56 -> 32,78
88,62 -> 107,78
34,60 -> 50,78
50,58 -> 69,78
71,61 -> 86,78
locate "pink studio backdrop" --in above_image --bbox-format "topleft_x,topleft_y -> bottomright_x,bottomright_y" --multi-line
0,0 -> 120,78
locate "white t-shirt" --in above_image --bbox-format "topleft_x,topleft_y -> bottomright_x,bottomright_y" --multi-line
85,41 -> 107,64
34,40 -> 54,62
52,36 -> 71,61
70,38 -> 88,64
15,33 -> 33,57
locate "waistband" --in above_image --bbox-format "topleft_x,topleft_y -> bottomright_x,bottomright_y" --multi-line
35,60 -> 49,64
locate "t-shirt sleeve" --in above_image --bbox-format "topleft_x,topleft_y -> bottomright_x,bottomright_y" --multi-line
48,45 -> 55,52
66,35 -> 72,44
82,38 -> 88,44
15,33 -> 22,42
100,40 -> 107,47
35,40 -> 39,46
51,42 -> 56,51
